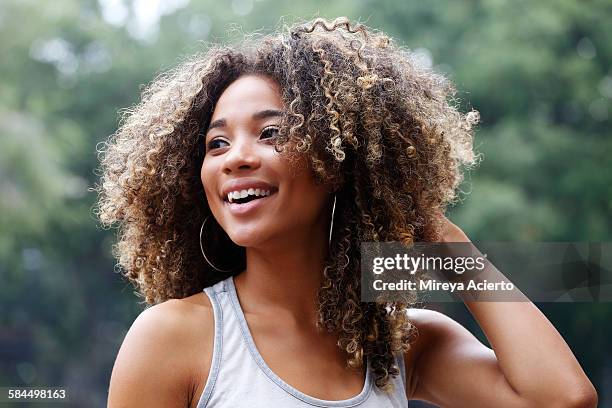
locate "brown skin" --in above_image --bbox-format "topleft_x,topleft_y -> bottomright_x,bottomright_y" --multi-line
201,73 -> 366,398
108,76 -> 597,408
404,216 -> 598,408
108,74 -> 365,406
99,16 -> 475,389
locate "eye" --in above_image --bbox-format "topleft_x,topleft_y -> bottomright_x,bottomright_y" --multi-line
206,137 -> 229,151
260,126 -> 279,140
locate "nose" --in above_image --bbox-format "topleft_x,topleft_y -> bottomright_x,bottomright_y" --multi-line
222,135 -> 262,174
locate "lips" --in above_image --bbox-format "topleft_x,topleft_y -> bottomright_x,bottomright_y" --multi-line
224,190 -> 277,216
219,178 -> 278,216
221,178 -> 278,202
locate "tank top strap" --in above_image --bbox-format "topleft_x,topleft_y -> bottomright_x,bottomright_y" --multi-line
197,276 -> 409,407
198,278 -> 227,407
396,351 -> 407,393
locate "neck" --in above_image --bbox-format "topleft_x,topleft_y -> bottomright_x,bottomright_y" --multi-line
233,219 -> 330,327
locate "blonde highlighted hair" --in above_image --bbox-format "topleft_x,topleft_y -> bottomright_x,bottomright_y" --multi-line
96,16 -> 478,391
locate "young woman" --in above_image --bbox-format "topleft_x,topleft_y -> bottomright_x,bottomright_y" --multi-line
99,17 -> 597,408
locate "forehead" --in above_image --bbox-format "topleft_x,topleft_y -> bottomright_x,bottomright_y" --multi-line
211,74 -> 284,118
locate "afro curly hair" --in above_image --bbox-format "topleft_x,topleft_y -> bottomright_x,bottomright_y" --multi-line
96,16 -> 479,391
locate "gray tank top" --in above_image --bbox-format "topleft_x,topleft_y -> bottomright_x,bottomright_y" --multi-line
196,275 -> 409,407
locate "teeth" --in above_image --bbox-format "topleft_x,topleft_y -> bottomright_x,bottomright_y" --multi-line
227,188 -> 273,203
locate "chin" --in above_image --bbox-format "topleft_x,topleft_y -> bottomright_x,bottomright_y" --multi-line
225,225 -> 272,248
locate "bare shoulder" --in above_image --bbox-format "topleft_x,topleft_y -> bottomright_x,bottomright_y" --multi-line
402,308 -> 475,398
406,308 -> 467,338
108,291 -> 214,408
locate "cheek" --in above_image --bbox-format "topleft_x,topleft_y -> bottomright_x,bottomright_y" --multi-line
287,177 -> 330,219
200,161 -> 217,204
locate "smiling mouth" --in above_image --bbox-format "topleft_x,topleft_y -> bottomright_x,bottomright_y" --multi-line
229,195 -> 267,204
223,193 -> 278,207
223,187 -> 279,204
222,191 -> 278,215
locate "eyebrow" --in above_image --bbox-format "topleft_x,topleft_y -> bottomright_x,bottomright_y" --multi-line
206,109 -> 285,133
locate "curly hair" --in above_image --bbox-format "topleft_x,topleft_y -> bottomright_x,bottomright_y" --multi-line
96,16 -> 479,392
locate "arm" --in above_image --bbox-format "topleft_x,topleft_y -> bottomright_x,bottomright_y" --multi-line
405,216 -> 598,408
107,298 -> 213,408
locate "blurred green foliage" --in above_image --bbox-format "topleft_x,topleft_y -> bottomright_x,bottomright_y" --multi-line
0,0 -> 611,406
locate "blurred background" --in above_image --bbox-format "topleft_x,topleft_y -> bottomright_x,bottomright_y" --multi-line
1,0 -> 611,406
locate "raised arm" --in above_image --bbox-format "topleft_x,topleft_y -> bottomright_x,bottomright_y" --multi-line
405,216 -> 598,408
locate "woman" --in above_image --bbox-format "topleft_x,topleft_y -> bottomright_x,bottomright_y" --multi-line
99,17 -> 597,407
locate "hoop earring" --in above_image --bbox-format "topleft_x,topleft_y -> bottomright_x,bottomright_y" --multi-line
199,215 -> 237,273
329,194 -> 337,246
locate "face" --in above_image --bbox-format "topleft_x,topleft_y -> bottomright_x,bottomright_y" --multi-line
201,74 -> 332,249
